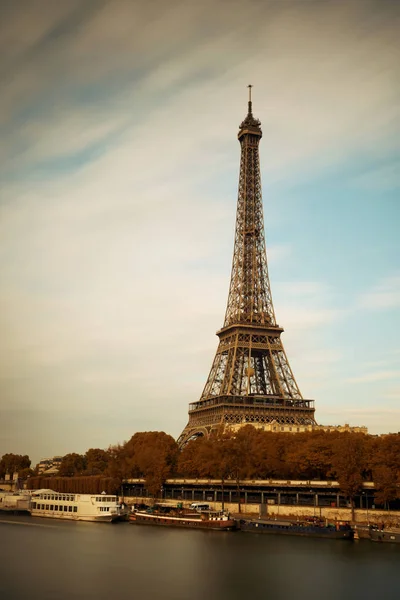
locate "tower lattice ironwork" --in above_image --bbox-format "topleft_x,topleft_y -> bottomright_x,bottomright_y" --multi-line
178,87 -> 316,446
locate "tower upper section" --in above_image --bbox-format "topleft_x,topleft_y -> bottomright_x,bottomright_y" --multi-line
223,87 -> 277,329
238,85 -> 262,139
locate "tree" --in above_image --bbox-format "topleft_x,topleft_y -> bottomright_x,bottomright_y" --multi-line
285,431 -> 338,480
18,467 -> 34,480
0,454 -> 31,478
374,466 -> 399,509
330,433 -> 368,521
85,448 -> 109,475
117,432 -> 179,498
370,434 -> 400,509
58,453 -> 87,477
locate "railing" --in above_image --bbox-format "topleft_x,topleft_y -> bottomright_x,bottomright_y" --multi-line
189,396 -> 314,412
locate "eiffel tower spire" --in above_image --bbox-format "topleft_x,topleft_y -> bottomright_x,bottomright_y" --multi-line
178,89 -> 316,446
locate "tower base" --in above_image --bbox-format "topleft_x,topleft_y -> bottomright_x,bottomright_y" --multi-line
178,396 -> 316,447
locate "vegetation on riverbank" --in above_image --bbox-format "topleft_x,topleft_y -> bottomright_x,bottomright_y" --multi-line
4,427 -> 400,508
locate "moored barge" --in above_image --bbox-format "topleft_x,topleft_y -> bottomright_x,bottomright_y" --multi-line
369,526 -> 400,544
239,518 -> 354,540
130,506 -> 236,531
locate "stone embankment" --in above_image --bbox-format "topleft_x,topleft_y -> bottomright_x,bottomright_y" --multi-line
121,496 -> 399,526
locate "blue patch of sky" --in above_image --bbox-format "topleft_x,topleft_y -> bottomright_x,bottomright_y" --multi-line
265,163 -> 399,291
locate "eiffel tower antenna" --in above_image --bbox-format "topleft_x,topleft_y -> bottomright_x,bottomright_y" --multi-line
178,88 -> 316,446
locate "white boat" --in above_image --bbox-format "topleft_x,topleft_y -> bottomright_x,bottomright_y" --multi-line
30,489 -> 121,522
0,491 -> 31,514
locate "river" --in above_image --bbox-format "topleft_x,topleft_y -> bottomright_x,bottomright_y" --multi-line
0,515 -> 399,600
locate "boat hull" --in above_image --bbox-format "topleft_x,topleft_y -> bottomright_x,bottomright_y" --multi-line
370,529 -> 400,543
30,510 -> 120,523
240,519 -> 354,540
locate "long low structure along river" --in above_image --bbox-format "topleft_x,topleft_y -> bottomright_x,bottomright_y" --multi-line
122,478 -> 400,523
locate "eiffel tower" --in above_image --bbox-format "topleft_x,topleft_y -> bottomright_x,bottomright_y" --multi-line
178,87 -> 316,446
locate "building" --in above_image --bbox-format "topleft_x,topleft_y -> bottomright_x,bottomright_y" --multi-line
37,456 -> 63,476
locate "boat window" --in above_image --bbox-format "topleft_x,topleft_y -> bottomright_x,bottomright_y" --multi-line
46,505 -> 49,510
32,502 -> 36,509
54,505 -> 58,511
68,506 -> 72,512
41,504 -> 45,510
73,506 -> 77,512
50,505 -> 53,511
64,506 -> 68,512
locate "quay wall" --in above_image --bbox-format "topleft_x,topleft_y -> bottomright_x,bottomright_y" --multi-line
121,496 -> 398,526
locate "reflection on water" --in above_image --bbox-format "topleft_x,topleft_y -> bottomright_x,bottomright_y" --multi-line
1,515 -> 399,600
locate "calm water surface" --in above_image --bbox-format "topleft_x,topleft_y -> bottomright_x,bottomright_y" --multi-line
1,515 -> 399,600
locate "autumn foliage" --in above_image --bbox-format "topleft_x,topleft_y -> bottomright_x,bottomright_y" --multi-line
7,428 -> 400,506
176,427 -> 400,509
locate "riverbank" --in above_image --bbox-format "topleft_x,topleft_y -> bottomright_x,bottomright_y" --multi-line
122,496 -> 399,527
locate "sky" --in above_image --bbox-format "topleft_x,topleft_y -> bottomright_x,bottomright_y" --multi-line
0,0 -> 399,466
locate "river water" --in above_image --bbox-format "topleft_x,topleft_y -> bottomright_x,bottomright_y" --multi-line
0,515 -> 399,600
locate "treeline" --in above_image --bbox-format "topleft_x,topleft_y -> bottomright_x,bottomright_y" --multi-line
0,453 -> 32,479
178,427 -> 400,508
6,427 -> 400,507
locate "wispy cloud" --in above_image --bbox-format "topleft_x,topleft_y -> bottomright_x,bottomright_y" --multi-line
346,371 -> 400,384
358,274 -> 400,310
351,161 -> 400,192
